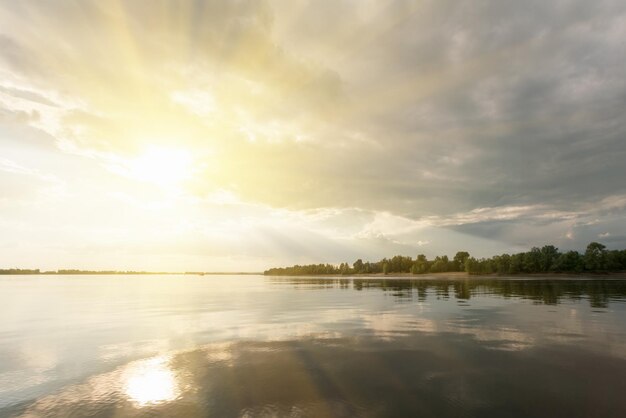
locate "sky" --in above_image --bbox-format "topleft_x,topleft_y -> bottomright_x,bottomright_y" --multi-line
1,0 -> 626,272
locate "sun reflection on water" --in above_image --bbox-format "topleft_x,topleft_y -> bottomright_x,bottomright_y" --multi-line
123,356 -> 180,407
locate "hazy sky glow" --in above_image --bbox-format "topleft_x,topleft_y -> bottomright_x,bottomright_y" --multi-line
1,0 -> 626,271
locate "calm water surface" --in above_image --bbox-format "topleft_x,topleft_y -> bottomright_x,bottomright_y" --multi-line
1,275 -> 625,417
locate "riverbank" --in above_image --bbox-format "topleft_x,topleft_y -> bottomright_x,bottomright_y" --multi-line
266,271 -> 626,279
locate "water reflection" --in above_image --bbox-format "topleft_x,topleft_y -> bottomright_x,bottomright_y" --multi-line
0,276 -> 625,418
7,354 -> 187,417
124,356 -> 179,406
270,277 -> 626,308
11,335 -> 626,418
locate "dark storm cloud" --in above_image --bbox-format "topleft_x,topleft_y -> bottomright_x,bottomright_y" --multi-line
265,1 -> 626,224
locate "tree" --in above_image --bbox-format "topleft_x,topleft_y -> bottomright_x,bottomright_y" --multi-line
552,251 -> 583,273
353,259 -> 364,274
523,247 -> 541,273
453,251 -> 470,272
606,250 -> 622,271
430,259 -> 446,273
390,255 -> 413,273
585,242 -> 607,271
340,262 -> 351,275
494,254 -> 511,274
540,245 -> 559,272
263,241 -> 624,276
465,257 -> 479,274
414,254 -> 429,274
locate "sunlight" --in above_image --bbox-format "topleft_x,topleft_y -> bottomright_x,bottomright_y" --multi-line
128,146 -> 193,187
124,356 -> 180,407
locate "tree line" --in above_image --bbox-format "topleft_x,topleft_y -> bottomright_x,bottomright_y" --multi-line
0,269 -> 166,275
263,242 -> 626,276
0,268 -> 41,275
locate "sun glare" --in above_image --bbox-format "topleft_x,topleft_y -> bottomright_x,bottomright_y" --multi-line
124,356 -> 180,407
128,146 -> 193,187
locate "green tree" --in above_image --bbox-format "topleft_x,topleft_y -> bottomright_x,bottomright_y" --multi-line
430,259 -> 446,273
523,247 -> 541,273
509,253 -> 523,274
606,250 -> 622,271
494,254 -> 511,274
453,251 -> 470,272
465,257 -> 479,274
414,254 -> 429,274
340,262 -> 352,275
540,245 -> 560,272
353,259 -> 364,274
585,242 -> 607,271
390,255 -> 413,273
552,251 -> 583,273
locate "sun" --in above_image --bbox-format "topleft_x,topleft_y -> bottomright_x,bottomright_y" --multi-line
127,146 -> 193,187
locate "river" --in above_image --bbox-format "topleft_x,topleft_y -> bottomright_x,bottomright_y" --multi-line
1,275 -> 625,417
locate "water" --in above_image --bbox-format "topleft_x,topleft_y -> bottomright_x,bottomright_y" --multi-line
1,275 -> 625,417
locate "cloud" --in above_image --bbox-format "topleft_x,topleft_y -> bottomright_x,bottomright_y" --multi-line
1,0 -> 625,269
3,1 -> 625,213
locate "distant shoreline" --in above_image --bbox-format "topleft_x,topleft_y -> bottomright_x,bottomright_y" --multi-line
266,271 -> 626,279
2,271 -> 625,279
0,271 -> 262,276
264,243 -> 626,277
